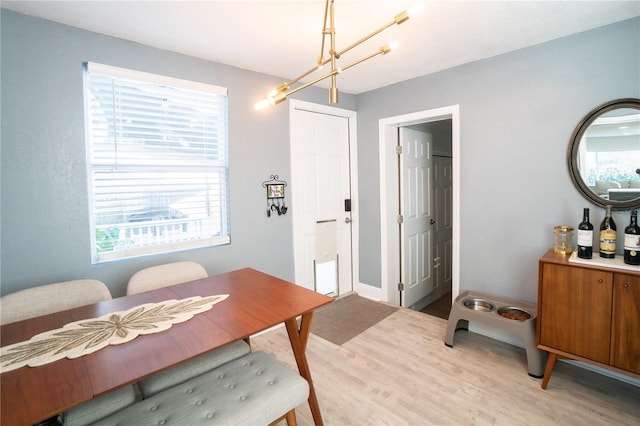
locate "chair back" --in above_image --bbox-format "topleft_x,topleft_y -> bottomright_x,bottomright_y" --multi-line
126,261 -> 208,295
0,279 -> 111,325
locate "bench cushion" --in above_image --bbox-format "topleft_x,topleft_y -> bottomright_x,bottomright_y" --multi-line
138,340 -> 250,398
92,351 -> 309,425
64,385 -> 136,426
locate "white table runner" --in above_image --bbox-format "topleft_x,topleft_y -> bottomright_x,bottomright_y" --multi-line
0,294 -> 228,373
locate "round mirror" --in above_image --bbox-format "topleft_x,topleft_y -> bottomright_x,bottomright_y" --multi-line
568,98 -> 640,210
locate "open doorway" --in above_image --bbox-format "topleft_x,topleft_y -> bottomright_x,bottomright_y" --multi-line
379,105 -> 460,313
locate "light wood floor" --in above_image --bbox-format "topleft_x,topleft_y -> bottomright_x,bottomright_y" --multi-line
252,307 -> 640,426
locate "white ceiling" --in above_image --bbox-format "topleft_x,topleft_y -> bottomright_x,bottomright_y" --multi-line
3,1 -> 639,95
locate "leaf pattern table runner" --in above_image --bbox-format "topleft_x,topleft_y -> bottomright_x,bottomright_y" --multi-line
0,294 -> 228,373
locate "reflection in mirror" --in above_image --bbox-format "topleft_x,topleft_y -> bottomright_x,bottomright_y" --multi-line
569,99 -> 640,210
579,108 -> 640,201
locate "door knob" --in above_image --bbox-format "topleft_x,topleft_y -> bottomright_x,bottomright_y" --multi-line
345,217 -> 352,223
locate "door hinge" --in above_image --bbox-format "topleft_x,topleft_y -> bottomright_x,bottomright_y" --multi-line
397,214 -> 403,224
398,282 -> 405,291
396,145 -> 403,155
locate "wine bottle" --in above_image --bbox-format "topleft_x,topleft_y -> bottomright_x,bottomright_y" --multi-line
624,210 -> 640,265
599,205 -> 617,258
577,208 -> 593,259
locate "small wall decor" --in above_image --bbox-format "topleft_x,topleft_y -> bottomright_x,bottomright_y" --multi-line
262,175 -> 288,217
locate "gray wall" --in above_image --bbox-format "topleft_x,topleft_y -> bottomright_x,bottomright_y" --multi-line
0,10 -> 355,297
356,17 -> 640,301
1,9 -> 638,306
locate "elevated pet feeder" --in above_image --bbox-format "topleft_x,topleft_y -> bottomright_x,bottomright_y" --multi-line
444,290 -> 547,378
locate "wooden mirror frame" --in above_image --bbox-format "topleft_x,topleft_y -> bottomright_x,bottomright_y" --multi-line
568,98 -> 640,210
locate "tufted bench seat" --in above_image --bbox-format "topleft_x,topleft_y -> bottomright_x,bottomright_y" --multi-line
89,351 -> 309,426
64,340 -> 251,426
137,340 -> 252,398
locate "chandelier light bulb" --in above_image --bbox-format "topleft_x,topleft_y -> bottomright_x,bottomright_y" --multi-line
254,99 -> 270,110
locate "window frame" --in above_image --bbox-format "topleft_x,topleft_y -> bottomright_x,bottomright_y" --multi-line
83,62 -> 230,264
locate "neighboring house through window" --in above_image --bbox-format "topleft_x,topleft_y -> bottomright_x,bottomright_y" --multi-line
83,62 -> 230,263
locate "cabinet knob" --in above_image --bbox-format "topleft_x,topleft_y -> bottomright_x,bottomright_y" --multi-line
598,279 -> 604,284
624,283 -> 629,289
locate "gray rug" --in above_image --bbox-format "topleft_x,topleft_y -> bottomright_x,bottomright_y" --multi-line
311,294 -> 398,345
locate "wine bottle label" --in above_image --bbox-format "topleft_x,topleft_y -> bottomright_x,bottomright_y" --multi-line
600,229 -> 617,254
577,230 -> 593,246
624,234 -> 640,250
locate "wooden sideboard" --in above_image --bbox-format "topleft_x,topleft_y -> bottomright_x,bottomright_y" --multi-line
537,249 -> 640,389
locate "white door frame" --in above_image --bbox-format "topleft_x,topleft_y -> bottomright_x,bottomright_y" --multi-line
379,105 -> 460,306
289,99 -> 360,295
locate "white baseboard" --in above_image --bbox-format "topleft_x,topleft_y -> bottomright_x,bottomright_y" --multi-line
354,281 -> 384,301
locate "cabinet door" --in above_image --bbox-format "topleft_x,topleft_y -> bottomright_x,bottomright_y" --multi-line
539,263 -> 613,363
611,273 -> 640,374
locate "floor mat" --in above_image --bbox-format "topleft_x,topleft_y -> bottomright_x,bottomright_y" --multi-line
311,294 -> 398,345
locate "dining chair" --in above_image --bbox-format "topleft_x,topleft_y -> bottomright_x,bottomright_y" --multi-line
0,279 -> 133,425
0,279 -> 112,325
126,261 -> 208,295
126,260 -> 253,381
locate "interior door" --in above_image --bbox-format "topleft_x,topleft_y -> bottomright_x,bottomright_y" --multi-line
400,127 -> 434,307
291,106 -> 353,296
433,155 -> 453,294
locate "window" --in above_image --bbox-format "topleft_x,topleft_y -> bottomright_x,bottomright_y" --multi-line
84,62 -> 229,264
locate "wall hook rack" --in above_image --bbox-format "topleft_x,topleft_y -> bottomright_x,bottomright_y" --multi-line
262,175 -> 289,217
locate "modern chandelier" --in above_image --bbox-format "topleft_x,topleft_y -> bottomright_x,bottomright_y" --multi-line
254,0 -> 419,110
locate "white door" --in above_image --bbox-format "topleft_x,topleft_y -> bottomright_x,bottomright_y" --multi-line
433,155 -> 453,294
400,127 -> 434,307
291,104 -> 353,296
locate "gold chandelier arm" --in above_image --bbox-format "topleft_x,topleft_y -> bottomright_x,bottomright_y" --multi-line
254,63 -> 326,109
336,10 -> 409,58
282,67 -> 342,99
257,42 -> 394,109
339,44 -> 394,73
329,0 -> 338,101
319,0 -> 332,64
285,64 -> 323,89
280,43 -> 393,104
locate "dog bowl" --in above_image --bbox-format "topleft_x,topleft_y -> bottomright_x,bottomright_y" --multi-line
463,298 -> 495,312
497,306 -> 531,321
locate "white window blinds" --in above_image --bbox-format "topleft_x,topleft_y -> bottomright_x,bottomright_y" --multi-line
84,62 -> 230,263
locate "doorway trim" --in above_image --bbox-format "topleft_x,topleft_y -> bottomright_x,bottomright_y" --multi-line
379,105 -> 460,306
289,99 -> 360,295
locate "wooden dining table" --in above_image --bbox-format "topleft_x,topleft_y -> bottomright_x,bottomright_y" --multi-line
0,268 -> 333,426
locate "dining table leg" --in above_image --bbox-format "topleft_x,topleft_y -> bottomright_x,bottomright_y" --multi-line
285,312 -> 323,426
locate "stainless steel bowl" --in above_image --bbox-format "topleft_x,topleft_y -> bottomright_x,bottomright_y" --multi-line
497,306 -> 531,321
463,298 -> 495,312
